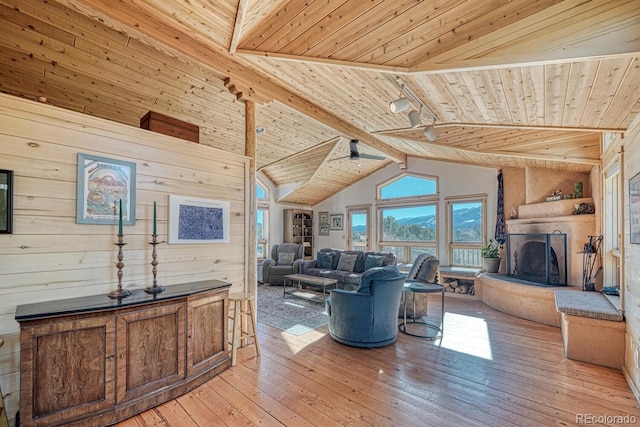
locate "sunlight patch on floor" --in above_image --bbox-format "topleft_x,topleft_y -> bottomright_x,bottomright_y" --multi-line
440,312 -> 493,360
279,326 -> 327,354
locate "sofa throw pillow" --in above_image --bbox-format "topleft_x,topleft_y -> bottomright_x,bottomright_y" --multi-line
336,253 -> 358,272
278,252 -> 295,266
317,251 -> 334,269
364,255 -> 385,270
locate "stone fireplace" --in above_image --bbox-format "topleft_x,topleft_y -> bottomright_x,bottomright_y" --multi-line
506,198 -> 595,287
505,232 -> 567,286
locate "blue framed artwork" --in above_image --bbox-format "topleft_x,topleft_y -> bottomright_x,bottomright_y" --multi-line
168,195 -> 230,244
76,153 -> 136,226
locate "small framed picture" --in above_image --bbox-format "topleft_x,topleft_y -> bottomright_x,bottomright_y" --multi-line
0,169 -> 13,234
319,225 -> 329,236
330,214 -> 343,230
318,211 -> 329,224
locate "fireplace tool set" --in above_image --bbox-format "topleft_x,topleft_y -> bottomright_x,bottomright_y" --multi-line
582,235 -> 602,292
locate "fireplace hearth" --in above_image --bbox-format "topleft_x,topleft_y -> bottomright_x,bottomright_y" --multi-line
505,232 -> 567,286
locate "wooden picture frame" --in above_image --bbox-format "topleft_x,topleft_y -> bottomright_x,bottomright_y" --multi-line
76,154 -> 136,226
168,195 -> 230,244
319,224 -> 330,236
330,214 -> 343,231
0,169 -> 13,234
630,172 -> 640,244
318,211 -> 329,224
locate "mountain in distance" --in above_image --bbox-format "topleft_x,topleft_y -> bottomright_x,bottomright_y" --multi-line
351,205 -> 481,232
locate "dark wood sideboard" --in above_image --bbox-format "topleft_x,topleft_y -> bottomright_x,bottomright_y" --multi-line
15,280 -> 231,427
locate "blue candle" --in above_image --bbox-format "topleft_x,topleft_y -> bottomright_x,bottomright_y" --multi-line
153,201 -> 157,235
119,199 -> 123,236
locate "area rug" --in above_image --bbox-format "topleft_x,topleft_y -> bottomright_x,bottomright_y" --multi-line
257,284 -> 329,335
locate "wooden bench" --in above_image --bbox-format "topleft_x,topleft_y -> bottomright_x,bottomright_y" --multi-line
554,290 -> 624,369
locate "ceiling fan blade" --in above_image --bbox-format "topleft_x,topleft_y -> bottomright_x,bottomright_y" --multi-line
357,153 -> 386,161
330,155 -> 350,161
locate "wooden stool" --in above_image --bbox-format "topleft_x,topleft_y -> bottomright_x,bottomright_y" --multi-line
228,292 -> 260,366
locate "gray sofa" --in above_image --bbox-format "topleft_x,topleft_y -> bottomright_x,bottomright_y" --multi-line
295,248 -> 397,290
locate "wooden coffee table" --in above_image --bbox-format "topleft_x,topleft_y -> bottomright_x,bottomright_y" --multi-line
283,274 -> 338,303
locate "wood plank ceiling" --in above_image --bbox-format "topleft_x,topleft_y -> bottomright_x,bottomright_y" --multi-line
1,0 -> 640,205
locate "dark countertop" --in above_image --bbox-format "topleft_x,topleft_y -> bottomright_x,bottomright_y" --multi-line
15,280 -> 231,321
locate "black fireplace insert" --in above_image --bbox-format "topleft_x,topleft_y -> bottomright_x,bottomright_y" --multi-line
505,232 -> 567,286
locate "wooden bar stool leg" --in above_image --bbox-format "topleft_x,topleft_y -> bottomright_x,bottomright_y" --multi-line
247,298 -> 261,356
229,292 -> 260,366
231,299 -> 241,366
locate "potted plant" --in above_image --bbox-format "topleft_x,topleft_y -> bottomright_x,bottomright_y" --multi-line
481,239 -> 501,273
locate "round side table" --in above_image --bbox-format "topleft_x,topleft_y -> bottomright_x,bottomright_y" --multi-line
399,281 -> 444,340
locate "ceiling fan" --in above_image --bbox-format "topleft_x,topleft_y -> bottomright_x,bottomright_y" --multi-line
333,139 -> 386,162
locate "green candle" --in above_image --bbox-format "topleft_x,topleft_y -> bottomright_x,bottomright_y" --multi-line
118,199 -> 123,236
153,201 -> 157,235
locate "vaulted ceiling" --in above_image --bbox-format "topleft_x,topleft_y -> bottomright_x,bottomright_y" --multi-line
1,0 -> 639,205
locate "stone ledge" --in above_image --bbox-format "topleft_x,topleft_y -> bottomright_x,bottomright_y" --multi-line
554,290 -> 623,322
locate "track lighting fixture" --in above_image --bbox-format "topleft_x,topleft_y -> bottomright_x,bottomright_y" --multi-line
408,109 -> 422,128
423,125 -> 438,141
389,97 -> 411,114
390,78 -> 439,140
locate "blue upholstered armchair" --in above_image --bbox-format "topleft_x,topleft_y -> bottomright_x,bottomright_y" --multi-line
326,265 -> 406,347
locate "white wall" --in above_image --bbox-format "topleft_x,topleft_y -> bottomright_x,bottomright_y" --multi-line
312,157 -> 499,264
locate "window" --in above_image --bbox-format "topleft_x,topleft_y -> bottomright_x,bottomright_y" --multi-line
256,181 -> 269,260
347,206 -> 371,251
256,181 -> 267,200
447,197 -> 486,267
377,173 -> 439,263
379,204 -> 437,263
378,174 -> 437,200
603,162 -> 621,288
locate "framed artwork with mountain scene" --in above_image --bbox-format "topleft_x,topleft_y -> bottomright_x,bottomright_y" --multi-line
76,153 -> 136,226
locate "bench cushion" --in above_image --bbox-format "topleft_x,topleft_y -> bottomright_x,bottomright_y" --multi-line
554,290 -> 623,322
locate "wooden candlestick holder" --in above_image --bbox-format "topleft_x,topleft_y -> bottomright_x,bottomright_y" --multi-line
145,234 -> 165,294
108,234 -> 131,299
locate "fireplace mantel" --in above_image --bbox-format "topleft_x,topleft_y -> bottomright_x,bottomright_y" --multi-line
506,198 -> 596,287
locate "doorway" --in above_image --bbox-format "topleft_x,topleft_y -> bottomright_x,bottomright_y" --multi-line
347,206 -> 371,251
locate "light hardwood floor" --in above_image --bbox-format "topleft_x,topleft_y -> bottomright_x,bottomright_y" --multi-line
117,296 -> 640,426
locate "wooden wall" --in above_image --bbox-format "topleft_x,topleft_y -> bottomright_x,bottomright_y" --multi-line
623,111 -> 640,399
0,93 -> 249,424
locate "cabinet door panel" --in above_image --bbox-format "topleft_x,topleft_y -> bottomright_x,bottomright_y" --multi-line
20,316 -> 116,426
187,292 -> 228,377
117,303 -> 186,403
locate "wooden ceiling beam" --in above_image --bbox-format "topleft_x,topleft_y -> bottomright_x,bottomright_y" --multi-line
257,136 -> 340,172
374,123 -> 625,134
62,0 -> 407,167
401,136 -> 601,166
229,0 -> 249,54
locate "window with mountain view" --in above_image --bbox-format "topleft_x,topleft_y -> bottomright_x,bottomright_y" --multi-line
257,181 -> 269,260
379,174 -> 437,199
377,174 -> 439,263
447,197 -> 485,267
